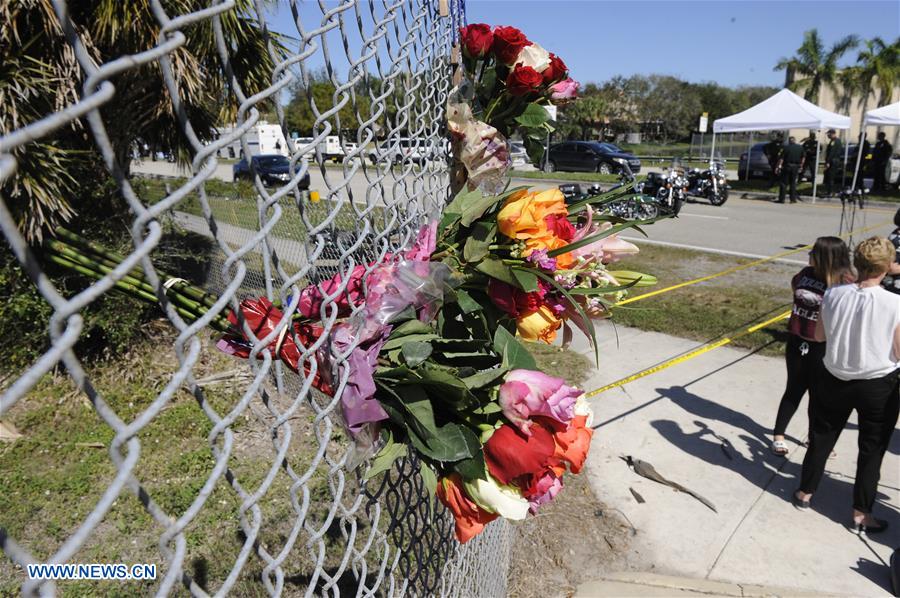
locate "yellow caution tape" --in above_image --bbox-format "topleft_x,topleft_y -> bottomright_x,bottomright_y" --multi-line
616,218 -> 891,306
585,309 -> 791,397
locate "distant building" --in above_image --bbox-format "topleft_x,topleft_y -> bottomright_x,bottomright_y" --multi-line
213,122 -> 288,159
790,76 -> 899,144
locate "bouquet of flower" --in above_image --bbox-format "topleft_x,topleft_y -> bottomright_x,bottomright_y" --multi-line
450,24 -> 578,192
43,178 -> 654,543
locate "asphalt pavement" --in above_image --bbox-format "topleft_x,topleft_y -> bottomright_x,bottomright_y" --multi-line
134,161 -> 897,260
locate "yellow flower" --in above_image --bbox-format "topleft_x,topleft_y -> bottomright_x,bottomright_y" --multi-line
497,189 -> 568,241
516,305 -> 562,344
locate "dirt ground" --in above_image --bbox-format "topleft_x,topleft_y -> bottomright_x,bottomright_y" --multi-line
506,472 -> 632,597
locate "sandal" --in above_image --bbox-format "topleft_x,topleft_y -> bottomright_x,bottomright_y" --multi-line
792,491 -> 811,510
771,440 -> 789,456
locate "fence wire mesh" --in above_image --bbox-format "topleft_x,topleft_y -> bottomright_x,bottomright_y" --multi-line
0,0 -> 512,595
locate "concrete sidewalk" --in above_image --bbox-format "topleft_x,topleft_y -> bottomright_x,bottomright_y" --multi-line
572,325 -> 900,597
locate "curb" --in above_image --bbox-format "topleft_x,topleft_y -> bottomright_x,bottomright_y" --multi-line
576,572 -> 837,597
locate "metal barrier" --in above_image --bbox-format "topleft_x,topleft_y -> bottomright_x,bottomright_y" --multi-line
0,0 -> 512,595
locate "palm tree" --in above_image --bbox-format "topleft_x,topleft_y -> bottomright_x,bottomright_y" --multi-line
0,0 -> 284,242
774,29 -> 859,104
853,37 -> 900,110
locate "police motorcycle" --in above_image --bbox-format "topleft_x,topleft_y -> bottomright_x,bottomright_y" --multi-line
559,163 -> 660,220
686,153 -> 729,206
635,157 -> 688,216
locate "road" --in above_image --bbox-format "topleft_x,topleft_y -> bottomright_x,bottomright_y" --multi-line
132,162 -> 896,260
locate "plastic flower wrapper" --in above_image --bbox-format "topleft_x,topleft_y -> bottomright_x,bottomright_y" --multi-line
448,82 -> 511,195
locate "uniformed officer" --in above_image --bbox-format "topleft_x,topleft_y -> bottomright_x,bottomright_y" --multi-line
776,136 -> 805,203
823,129 -> 844,196
873,131 -> 894,193
802,132 -> 818,181
764,133 -> 784,186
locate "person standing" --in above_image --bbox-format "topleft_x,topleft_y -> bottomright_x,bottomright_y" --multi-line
794,237 -> 900,535
802,132 -> 818,182
776,136 -> 806,203
771,237 -> 852,455
823,129 -> 844,196
873,131 -> 894,193
764,133 -> 784,187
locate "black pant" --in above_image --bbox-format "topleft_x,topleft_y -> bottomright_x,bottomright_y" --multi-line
824,163 -> 842,195
874,160 -> 888,192
799,368 -> 900,513
774,336 -> 825,436
778,163 -> 801,202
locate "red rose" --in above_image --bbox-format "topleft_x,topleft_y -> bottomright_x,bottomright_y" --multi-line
492,25 -> 531,65
544,214 -> 575,241
459,23 -> 493,59
543,53 -> 568,84
484,423 -> 556,487
488,279 -> 547,317
506,65 -> 544,96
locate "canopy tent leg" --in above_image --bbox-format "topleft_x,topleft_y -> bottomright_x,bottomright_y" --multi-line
709,132 -> 716,165
745,133 -> 753,181
812,133 -> 821,203
851,129 -> 867,191
842,130 -> 850,190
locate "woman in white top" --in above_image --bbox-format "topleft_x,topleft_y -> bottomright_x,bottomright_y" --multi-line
793,237 -> 900,535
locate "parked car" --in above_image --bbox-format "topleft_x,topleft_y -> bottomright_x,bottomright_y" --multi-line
368,138 -> 429,164
510,142 -> 530,168
233,154 -> 311,188
541,141 -> 640,174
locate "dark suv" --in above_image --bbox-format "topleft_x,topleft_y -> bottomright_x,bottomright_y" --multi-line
542,141 -> 641,174
233,154 -> 311,189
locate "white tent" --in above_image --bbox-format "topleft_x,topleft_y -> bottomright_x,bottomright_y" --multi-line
711,89 -> 851,200
850,101 -> 900,190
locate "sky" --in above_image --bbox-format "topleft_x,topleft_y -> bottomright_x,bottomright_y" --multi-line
264,0 -> 899,90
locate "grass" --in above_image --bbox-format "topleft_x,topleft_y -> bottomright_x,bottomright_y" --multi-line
0,324 -> 368,596
608,243 -> 796,357
133,176 -> 392,241
729,179 -> 900,203
511,170 -> 621,184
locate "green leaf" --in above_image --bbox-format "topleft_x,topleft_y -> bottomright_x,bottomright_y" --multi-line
523,136 -> 546,166
419,461 -> 438,503
415,368 -> 475,403
476,257 -> 520,288
402,341 -> 433,367
389,319 -> 434,338
463,221 -> 496,263
474,402 -> 503,415
608,270 -> 658,287
408,422 -> 479,462
364,433 -> 408,480
461,366 -> 509,389
382,333 -> 439,351
444,186 -> 483,219
387,304 -> 418,324
511,268 -> 538,292
493,325 -> 537,370
461,195 -> 503,228
454,452 -> 488,481
455,289 -> 483,314
514,103 -> 551,128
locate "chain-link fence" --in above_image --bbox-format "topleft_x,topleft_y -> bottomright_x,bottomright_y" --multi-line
0,0 -> 513,595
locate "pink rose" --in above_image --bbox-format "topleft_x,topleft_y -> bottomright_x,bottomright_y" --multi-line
499,369 -> 580,436
525,471 -> 563,513
550,78 -> 579,102
570,222 -> 639,263
404,221 -> 437,262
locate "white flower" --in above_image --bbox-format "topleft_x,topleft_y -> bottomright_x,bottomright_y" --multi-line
463,475 -> 529,520
574,394 -> 595,427
515,44 -> 551,72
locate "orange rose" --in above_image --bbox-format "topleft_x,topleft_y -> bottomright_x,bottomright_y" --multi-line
517,305 -> 562,343
436,474 -> 499,543
524,234 -> 574,269
497,189 -> 568,241
549,414 -> 593,476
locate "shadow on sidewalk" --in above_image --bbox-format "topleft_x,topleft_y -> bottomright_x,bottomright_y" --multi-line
649,384 -> 899,553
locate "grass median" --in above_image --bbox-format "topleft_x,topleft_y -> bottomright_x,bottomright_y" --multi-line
609,243 -> 797,357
